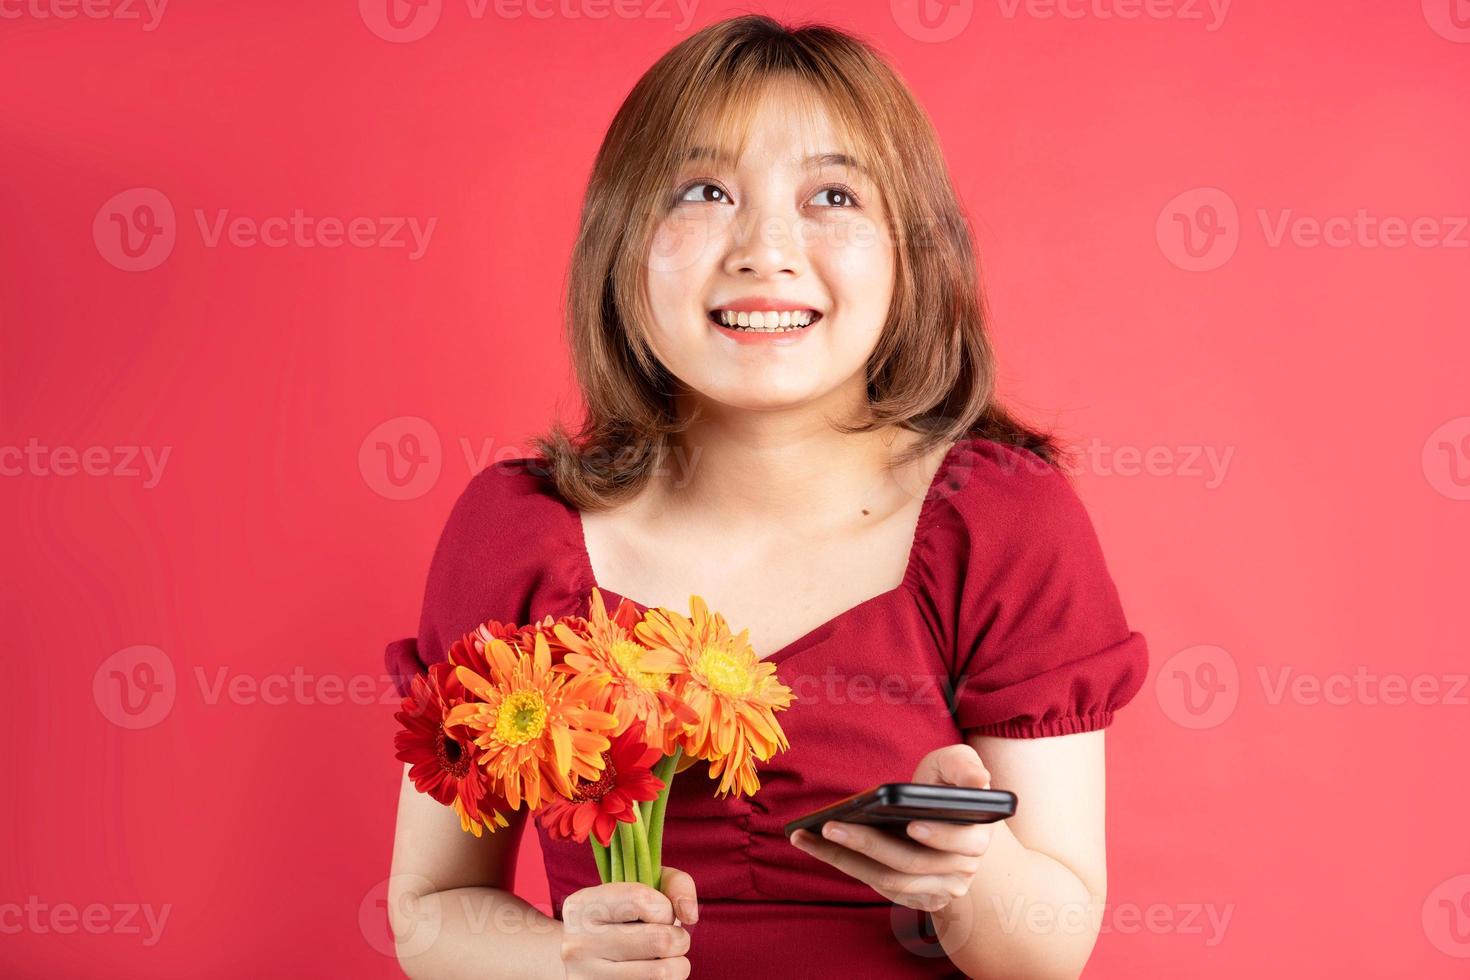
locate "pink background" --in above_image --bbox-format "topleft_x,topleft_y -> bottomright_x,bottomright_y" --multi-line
4,1 -> 1468,976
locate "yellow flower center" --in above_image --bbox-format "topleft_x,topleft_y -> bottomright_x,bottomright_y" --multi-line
494,689 -> 548,746
611,639 -> 668,692
696,645 -> 752,696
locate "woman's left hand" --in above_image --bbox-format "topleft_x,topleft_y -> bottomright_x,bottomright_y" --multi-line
788,744 -> 995,913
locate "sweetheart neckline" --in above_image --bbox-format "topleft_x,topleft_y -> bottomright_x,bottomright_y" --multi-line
560,438 -> 972,663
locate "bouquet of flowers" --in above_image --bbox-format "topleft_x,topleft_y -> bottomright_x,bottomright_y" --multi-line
393,588 -> 796,889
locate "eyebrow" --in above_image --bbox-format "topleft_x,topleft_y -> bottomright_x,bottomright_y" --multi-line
684,146 -> 870,177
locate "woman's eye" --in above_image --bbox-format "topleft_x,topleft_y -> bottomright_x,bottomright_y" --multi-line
676,182 -> 732,205
810,185 -> 861,209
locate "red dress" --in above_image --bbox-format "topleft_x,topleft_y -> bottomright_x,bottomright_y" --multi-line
386,436 -> 1148,978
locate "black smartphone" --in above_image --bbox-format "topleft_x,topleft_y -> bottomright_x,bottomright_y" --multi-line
784,783 -> 1017,840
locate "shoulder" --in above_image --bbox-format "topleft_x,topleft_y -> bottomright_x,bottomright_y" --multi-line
932,436 -> 1095,554
447,454 -> 570,532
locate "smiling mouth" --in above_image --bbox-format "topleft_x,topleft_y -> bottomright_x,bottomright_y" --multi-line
707,309 -> 823,333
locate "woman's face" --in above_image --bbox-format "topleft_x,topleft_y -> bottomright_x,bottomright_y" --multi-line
642,83 -> 894,414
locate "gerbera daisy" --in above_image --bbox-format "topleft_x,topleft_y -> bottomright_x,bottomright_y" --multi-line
446,619 -> 521,679
445,630 -> 619,810
553,588 -> 697,753
635,595 -> 795,798
537,728 -> 666,847
450,615 -> 581,678
394,663 -> 511,837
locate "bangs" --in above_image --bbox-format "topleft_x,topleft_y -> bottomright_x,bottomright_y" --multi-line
675,70 -> 882,195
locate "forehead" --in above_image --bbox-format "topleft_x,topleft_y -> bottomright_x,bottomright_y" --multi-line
683,79 -> 869,175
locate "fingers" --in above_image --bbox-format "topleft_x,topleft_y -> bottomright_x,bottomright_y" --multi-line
903,820 -> 993,858
658,865 -> 699,925
597,922 -> 691,962
565,882 -> 675,929
789,828 -> 971,912
602,957 -> 692,979
808,821 -> 986,876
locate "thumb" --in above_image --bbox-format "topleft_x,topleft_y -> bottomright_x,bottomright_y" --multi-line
659,865 -> 699,925
913,743 -> 991,789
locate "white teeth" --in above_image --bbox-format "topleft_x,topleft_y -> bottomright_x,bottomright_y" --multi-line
715,309 -> 816,331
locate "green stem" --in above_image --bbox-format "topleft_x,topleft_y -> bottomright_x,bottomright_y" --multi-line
631,804 -> 654,887
648,746 -> 682,886
615,821 -> 637,884
609,824 -> 624,881
591,835 -> 610,883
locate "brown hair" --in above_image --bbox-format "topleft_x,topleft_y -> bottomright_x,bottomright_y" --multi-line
533,14 -> 1063,509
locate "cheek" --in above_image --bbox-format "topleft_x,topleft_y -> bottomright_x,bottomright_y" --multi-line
820,225 -> 895,324
648,216 -> 718,278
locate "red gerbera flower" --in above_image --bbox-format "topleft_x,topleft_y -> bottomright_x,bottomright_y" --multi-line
537,728 -> 666,847
394,662 -> 511,837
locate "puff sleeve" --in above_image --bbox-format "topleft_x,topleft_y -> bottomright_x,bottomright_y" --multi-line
382,460 -> 558,698
944,444 -> 1148,738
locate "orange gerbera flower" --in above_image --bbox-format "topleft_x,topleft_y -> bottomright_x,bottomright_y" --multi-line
553,588 -> 697,753
445,630 -> 619,810
635,595 -> 794,799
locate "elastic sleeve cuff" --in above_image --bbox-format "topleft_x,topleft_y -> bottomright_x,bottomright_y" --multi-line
962,711 -> 1116,739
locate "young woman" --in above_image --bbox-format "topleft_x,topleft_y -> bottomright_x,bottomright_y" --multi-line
385,15 -> 1147,979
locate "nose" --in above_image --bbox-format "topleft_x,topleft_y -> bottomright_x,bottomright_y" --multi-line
721,205 -> 805,279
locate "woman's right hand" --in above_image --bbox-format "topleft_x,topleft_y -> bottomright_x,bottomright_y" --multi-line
560,865 -> 698,979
